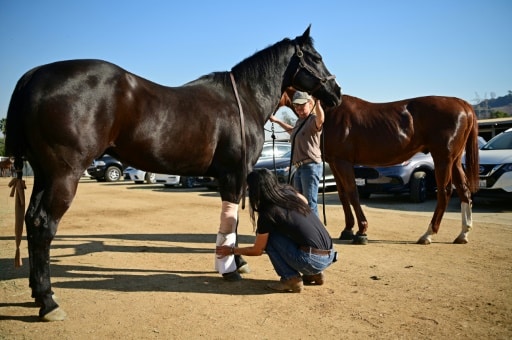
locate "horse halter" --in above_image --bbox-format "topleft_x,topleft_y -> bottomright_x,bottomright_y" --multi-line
291,44 -> 336,95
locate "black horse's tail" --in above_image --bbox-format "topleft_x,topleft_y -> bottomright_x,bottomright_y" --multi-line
5,67 -> 39,177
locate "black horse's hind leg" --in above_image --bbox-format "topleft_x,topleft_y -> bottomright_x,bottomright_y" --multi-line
26,174 -> 80,321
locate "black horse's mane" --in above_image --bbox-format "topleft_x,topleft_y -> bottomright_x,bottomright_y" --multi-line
188,35 -> 313,88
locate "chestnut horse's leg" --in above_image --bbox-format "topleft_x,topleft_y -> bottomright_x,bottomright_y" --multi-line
329,160 -> 369,244
417,161 -> 453,245
26,172 -> 81,321
337,184 -> 356,240
451,159 -> 474,244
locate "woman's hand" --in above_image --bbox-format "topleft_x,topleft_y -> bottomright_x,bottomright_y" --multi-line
215,245 -> 233,258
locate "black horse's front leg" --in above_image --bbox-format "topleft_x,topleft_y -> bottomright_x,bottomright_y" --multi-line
26,203 -> 66,321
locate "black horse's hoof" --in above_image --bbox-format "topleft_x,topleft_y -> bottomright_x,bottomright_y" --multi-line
352,234 -> 368,245
235,256 -> 251,273
339,230 -> 355,241
222,271 -> 242,282
41,307 -> 67,322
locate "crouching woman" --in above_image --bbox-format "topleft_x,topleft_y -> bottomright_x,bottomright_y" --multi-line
216,168 -> 337,292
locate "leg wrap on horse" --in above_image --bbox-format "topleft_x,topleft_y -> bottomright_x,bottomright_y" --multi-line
452,201 -> 473,244
215,232 -> 237,274
218,201 -> 238,234
215,201 -> 239,274
461,201 -> 473,233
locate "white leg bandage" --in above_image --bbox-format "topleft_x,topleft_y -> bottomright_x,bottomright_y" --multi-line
215,201 -> 239,274
453,201 -> 473,243
218,201 -> 239,234
215,232 -> 237,274
461,201 -> 473,233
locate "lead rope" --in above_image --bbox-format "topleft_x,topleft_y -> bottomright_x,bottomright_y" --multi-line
271,123 -> 277,174
312,101 -> 327,226
305,101 -> 327,225
321,124 -> 327,225
229,73 -> 246,209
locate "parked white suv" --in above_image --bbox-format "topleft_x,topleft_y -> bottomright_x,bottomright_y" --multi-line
474,128 -> 512,199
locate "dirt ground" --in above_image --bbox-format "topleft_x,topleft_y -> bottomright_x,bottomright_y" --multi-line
0,176 -> 511,339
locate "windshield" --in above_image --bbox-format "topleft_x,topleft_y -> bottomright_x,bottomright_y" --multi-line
481,131 -> 512,150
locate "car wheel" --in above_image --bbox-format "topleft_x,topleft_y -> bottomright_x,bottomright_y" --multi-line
410,171 -> 427,203
358,190 -> 371,199
180,176 -> 195,188
105,166 -> 122,182
145,172 -> 156,184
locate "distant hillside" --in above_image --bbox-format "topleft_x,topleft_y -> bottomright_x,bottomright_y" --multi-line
473,92 -> 512,118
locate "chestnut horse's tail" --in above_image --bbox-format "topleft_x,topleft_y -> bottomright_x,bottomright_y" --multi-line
464,106 -> 480,194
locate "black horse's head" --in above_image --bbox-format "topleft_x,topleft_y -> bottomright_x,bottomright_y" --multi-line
285,25 -> 342,107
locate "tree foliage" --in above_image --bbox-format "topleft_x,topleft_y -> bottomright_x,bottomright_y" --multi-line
0,118 -> 6,155
0,117 -> 6,136
491,110 -> 510,118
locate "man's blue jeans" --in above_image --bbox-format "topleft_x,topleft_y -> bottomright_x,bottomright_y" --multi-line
293,162 -> 323,216
265,232 -> 335,281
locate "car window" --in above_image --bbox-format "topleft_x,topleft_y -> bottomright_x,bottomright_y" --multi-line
481,132 -> 512,150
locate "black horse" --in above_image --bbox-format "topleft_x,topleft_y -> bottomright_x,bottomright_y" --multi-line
5,26 -> 341,321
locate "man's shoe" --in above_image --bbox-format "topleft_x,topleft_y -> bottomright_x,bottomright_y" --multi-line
267,276 -> 303,293
303,272 -> 324,285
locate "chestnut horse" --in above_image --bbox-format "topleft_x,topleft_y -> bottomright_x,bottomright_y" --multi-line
5,27 -> 342,321
279,89 -> 479,245
0,158 -> 14,177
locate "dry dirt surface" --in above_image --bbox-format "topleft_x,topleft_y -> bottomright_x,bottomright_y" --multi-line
1,176 -> 511,339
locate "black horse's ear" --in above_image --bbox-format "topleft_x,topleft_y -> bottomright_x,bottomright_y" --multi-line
296,25 -> 311,45
301,25 -> 311,40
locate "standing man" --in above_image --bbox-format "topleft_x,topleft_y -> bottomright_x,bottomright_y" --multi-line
269,91 -> 324,216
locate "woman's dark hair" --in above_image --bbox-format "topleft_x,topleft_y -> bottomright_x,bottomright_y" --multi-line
246,168 -> 311,228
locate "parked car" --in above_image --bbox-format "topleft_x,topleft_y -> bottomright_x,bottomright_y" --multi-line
258,141 -> 291,160
201,141 -> 336,190
155,173 -> 181,187
254,147 -> 337,189
153,173 -> 213,188
471,128 -> 512,199
478,136 -> 487,149
124,167 -> 156,184
87,154 -> 126,182
354,152 -> 436,203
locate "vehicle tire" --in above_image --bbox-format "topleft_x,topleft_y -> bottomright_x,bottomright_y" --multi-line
410,171 -> 427,203
105,166 -> 122,182
180,176 -> 195,188
358,191 -> 371,199
145,172 -> 156,184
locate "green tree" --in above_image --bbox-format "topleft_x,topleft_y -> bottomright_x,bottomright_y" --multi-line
490,110 -> 510,118
0,117 -> 6,136
0,118 -> 6,155
0,138 -> 5,156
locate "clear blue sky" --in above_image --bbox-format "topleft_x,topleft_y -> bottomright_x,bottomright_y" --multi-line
1,0 -> 511,126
